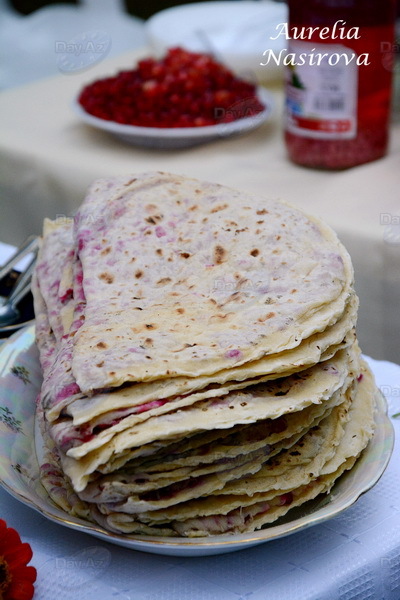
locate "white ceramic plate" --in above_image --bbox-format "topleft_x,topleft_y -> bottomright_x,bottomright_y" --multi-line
0,326 -> 394,557
146,1 -> 288,82
72,87 -> 273,149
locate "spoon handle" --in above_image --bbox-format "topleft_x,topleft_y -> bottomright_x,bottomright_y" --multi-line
0,235 -> 39,282
7,255 -> 37,305
7,281 -> 32,309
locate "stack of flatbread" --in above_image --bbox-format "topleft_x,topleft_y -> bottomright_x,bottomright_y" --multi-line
33,172 -> 377,537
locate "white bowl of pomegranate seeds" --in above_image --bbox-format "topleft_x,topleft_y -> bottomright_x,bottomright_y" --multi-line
73,48 -> 273,149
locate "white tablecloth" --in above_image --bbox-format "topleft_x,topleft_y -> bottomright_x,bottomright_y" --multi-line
0,49 -> 399,362
0,354 -> 398,600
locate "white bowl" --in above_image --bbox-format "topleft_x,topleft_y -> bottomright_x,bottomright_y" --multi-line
146,1 -> 288,84
72,87 -> 273,149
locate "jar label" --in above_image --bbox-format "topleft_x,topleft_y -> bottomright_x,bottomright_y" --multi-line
285,41 -> 358,139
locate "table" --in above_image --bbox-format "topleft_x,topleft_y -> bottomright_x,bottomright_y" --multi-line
0,49 -> 399,362
0,354 -> 398,600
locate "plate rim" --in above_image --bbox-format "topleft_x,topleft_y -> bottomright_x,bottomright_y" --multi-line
0,325 -> 395,555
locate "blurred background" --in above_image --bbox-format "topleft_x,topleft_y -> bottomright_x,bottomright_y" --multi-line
0,0 -> 399,362
1,0 -> 398,90
0,0 -> 290,89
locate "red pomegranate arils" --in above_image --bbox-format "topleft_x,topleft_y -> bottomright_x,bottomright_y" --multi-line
78,47 -> 264,128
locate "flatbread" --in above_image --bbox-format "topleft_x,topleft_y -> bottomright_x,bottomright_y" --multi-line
98,377 -> 348,474
66,294 -> 358,425
93,457 -> 357,537
80,395 -> 350,508
75,405 -> 334,502
320,361 -> 376,475
52,330 -> 355,458
31,172 -> 378,541
121,387 -> 347,475
34,218 -> 75,343
71,172 -> 354,391
60,343 -> 360,492
173,457 -> 359,537
94,391 -> 350,517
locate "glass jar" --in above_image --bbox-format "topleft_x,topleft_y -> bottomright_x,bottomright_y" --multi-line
284,0 -> 396,169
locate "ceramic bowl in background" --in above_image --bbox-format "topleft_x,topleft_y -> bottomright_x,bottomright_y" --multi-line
145,1 -> 288,84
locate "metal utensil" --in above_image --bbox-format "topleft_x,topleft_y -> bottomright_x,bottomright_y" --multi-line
0,237 -> 39,327
0,235 -> 39,280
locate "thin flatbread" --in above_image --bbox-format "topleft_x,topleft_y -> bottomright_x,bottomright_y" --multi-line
61,344 -> 360,492
71,172 -> 354,391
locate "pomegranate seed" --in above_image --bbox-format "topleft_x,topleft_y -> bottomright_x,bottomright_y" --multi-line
78,47 -> 264,128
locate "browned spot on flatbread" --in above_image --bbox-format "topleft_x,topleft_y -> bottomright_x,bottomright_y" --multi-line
210,312 -> 234,321
180,252 -> 191,259
213,245 -> 226,265
96,341 -> 107,349
145,324 -> 156,329
229,292 -> 241,302
99,272 -> 114,284
250,249 -> 260,257
258,312 -> 276,322
100,246 -> 111,256
150,214 -> 163,222
145,216 -> 157,225
157,277 -> 171,285
96,361 -> 104,368
124,178 -> 137,186
257,209 -> 269,215
176,307 -> 185,314
135,270 -> 143,279
211,203 -> 228,213
237,278 -> 251,289
156,248 -> 163,256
